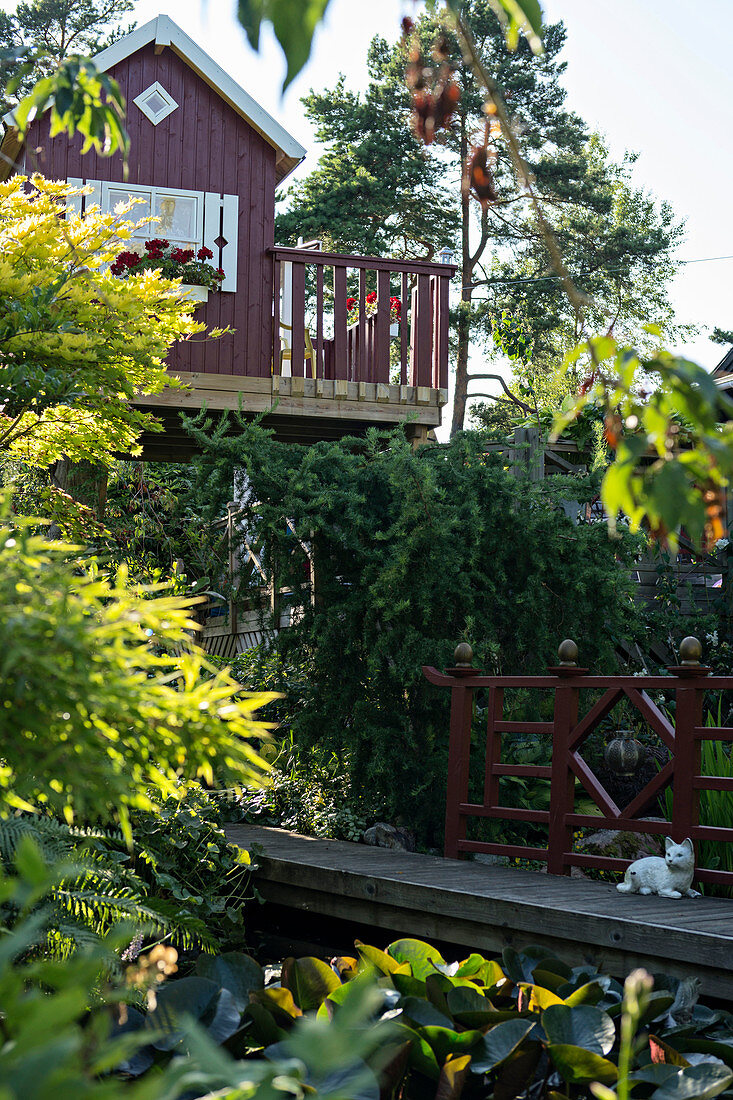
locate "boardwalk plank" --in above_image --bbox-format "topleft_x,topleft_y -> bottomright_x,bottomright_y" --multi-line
228,826 -> 733,997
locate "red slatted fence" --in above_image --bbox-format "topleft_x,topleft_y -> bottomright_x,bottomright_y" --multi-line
424,638 -> 733,888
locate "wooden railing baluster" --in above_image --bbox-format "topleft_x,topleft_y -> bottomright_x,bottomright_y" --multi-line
358,268 -> 367,383
401,270 -> 409,386
412,273 -> 432,387
272,257 -> 281,375
333,263 -> 347,380
376,268 -> 390,384
290,261 -> 305,378
316,264 -> 324,377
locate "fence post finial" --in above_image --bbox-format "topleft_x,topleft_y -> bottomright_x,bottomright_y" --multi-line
558,639 -> 578,667
454,642 -> 474,668
679,636 -> 702,666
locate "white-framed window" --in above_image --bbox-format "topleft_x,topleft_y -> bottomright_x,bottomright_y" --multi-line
67,178 -> 239,292
103,182 -> 204,252
133,82 -> 178,126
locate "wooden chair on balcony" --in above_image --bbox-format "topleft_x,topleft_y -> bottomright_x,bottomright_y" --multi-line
278,320 -> 317,378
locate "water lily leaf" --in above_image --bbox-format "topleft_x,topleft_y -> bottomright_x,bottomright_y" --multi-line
494,1042 -> 543,1100
332,956 -> 359,980
543,1005 -> 616,1055
387,938 -> 446,980
532,968 -> 567,992
281,956 -> 341,1010
356,940 -> 410,976
426,973 -> 452,1015
146,976 -> 219,1051
650,1064 -> 733,1100
650,1035 -> 691,1067
632,1066 -> 684,1087
249,985 -> 303,1024
420,1027 -> 484,1065
673,1040 -> 733,1070
108,1007 -> 155,1077
204,988 -> 242,1045
436,1054 -> 472,1100
392,972 -> 427,998
457,955 -> 505,988
446,985 -> 496,1027
548,1044 -> 618,1084
641,993 -> 676,1024
314,1059 -> 381,1100
563,982 -> 605,1007
471,1019 -> 535,1073
401,1025 -> 441,1080
195,951 -> 264,1011
518,983 -> 563,1011
501,947 -> 538,984
377,1040 -> 413,1099
401,997 -> 454,1029
244,1000 -> 287,1045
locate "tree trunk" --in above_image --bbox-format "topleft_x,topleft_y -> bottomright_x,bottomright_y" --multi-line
451,105 -> 472,437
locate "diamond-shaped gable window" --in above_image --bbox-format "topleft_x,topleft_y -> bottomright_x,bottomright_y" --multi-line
133,82 -> 178,126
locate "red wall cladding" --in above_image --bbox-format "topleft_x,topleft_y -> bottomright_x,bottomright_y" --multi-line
25,43 -> 276,378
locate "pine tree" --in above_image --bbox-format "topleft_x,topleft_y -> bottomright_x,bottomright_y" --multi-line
0,0 -> 134,108
276,64 -> 458,259
278,2 -> 682,435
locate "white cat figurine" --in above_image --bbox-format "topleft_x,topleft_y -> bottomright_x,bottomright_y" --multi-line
616,837 -> 700,899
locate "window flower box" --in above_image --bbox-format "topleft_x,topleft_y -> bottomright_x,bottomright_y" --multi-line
179,283 -> 210,304
111,240 -> 224,297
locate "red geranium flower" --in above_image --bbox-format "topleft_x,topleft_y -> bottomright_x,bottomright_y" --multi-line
366,291 -> 377,304
346,297 -> 356,309
197,246 -> 214,260
146,238 -> 169,251
171,247 -> 195,263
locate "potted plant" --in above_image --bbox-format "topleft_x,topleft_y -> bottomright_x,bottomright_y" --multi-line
346,292 -> 402,336
111,239 -> 224,303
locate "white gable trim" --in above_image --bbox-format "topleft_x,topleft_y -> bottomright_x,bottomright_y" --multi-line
93,15 -> 305,179
2,13 -> 305,182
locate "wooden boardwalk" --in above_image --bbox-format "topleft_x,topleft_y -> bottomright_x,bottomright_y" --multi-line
227,825 -> 733,999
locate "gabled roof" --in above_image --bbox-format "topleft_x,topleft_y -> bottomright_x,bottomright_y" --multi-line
1,14 -> 306,184
713,345 -> 733,377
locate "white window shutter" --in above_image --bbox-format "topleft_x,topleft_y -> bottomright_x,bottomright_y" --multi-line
220,194 -> 238,292
66,177 -> 82,216
84,180 -> 102,211
203,192 -> 221,258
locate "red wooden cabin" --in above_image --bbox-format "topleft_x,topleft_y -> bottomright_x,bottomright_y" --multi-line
1,15 -> 455,456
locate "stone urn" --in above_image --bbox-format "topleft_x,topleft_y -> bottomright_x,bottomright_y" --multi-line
604,729 -> 646,777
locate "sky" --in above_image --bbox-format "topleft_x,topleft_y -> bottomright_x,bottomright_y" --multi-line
124,0 -> 733,370
7,0 -> 732,414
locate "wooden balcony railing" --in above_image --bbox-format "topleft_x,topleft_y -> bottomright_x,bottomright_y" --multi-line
270,246 -> 456,390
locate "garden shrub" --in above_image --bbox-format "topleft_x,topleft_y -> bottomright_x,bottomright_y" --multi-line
184,420 -> 644,847
0,502 -> 273,840
0,785 -> 256,957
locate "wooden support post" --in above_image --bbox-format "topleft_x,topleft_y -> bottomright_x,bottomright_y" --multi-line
547,641 -> 582,876
672,639 -> 707,846
444,643 -> 478,859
